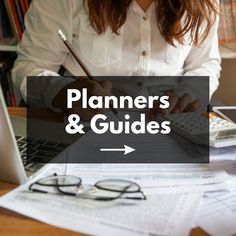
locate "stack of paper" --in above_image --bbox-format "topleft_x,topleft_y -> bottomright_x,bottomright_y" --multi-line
0,179 -> 200,236
0,160 -> 233,236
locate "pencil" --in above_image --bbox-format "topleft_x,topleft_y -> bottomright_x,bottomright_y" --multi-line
58,30 -> 118,116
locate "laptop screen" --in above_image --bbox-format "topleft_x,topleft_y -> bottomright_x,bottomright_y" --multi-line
218,109 -> 236,123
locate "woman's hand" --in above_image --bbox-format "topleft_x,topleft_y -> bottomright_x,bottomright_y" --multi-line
53,78 -> 112,121
147,93 -> 201,120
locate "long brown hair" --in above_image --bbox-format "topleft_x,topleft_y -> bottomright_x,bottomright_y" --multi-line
84,0 -> 218,46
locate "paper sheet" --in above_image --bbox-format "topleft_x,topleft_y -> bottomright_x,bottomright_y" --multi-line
0,159 -> 231,236
30,163 -> 230,194
193,146 -> 236,235
0,164 -> 201,236
196,189 -> 236,236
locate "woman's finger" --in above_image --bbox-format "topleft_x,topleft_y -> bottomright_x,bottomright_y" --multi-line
68,104 -> 103,122
166,95 -> 179,114
82,80 -> 111,96
184,100 -> 201,112
99,80 -> 112,94
147,95 -> 180,119
172,94 -> 192,113
147,101 -> 161,119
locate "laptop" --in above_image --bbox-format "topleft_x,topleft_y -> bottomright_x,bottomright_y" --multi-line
213,106 -> 236,124
0,86 -> 73,184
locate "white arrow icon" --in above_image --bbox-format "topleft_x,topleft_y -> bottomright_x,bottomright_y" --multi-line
100,145 -> 135,156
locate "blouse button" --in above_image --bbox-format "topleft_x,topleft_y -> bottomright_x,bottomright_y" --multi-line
142,51 -> 148,56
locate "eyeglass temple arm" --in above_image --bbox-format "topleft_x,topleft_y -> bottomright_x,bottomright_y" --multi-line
29,183 -> 49,194
122,196 -> 147,200
121,190 -> 147,200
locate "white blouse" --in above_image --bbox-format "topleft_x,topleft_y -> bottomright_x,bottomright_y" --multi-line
12,0 -> 221,108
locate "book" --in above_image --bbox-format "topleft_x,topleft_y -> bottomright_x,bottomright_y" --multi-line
15,0 -> 25,32
24,0 -> 29,9
20,0 -> 27,16
2,0 -> 31,41
0,63 -> 11,106
0,0 -> 13,40
0,53 -> 17,106
3,0 -> 21,40
6,70 -> 17,107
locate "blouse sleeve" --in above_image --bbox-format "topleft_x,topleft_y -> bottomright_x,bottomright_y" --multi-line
178,13 -> 221,102
12,0 -> 82,109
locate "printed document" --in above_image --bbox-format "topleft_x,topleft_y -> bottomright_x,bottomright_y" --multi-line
0,164 -> 201,236
196,189 -> 236,236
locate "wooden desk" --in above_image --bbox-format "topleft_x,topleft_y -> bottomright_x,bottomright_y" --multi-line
0,108 -> 208,236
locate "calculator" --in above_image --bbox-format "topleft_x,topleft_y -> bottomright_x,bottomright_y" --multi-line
160,112 -> 236,148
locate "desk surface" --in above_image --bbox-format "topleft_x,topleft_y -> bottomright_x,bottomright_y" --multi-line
0,108 -> 208,236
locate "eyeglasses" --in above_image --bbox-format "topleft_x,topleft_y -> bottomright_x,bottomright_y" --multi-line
29,173 -> 147,201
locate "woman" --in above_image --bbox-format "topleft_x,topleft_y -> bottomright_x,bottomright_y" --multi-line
13,0 -> 221,121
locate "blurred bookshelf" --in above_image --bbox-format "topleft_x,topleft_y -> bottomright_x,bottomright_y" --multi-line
218,0 -> 236,59
0,0 -> 31,107
0,45 -> 17,52
0,38 -> 17,52
0,0 -> 31,53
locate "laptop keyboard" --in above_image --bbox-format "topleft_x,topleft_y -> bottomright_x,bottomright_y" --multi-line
15,136 -> 69,174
